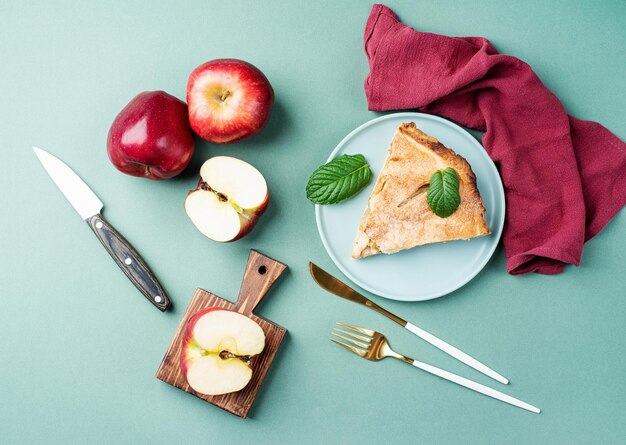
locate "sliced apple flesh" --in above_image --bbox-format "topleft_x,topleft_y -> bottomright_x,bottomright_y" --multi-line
181,308 -> 266,396
185,156 -> 269,242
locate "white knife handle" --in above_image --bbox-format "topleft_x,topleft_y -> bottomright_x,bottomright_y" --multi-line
405,322 -> 509,385
410,359 -> 540,413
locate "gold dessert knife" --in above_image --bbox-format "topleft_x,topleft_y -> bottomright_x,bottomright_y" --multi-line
309,262 -> 509,385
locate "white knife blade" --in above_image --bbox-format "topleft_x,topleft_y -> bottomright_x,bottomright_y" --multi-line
33,147 -> 103,219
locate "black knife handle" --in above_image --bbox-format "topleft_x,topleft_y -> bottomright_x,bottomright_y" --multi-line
86,213 -> 170,311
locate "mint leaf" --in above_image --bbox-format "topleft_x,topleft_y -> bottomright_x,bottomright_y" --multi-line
306,154 -> 372,204
427,167 -> 461,217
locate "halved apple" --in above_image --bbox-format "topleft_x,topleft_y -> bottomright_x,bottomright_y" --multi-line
181,308 -> 266,396
185,156 -> 269,242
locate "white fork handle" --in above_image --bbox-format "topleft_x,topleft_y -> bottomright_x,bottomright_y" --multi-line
411,359 -> 540,413
405,322 -> 509,385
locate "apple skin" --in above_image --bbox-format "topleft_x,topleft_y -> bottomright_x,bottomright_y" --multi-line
188,178 -> 269,242
107,91 -> 195,180
180,307 -> 222,378
186,59 -> 274,144
232,195 -> 269,241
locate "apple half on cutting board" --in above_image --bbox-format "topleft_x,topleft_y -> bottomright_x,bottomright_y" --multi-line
181,308 -> 266,396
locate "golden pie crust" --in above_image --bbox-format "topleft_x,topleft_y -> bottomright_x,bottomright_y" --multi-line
352,122 -> 490,259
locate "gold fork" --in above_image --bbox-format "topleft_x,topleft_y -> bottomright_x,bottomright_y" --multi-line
331,323 -> 540,414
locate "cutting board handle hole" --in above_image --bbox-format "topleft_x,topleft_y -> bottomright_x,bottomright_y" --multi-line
258,265 -> 267,275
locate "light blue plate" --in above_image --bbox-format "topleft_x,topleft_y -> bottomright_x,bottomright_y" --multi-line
315,113 -> 505,301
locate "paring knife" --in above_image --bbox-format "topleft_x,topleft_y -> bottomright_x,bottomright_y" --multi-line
33,147 -> 170,311
309,262 -> 508,385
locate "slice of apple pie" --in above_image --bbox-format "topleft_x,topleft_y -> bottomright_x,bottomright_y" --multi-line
352,122 -> 490,259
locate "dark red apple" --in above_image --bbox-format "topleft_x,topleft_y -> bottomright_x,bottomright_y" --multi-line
186,59 -> 274,144
107,91 -> 195,180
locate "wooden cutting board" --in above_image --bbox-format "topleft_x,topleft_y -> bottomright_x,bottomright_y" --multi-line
156,249 -> 287,418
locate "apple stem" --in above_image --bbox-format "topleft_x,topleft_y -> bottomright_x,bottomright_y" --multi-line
220,90 -> 231,101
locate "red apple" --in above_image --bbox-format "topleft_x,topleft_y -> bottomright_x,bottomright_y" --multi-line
181,307 -> 265,396
186,59 -> 274,144
107,91 -> 195,179
185,156 -> 269,242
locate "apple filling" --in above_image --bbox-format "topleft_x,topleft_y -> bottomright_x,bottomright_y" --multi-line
181,308 -> 266,396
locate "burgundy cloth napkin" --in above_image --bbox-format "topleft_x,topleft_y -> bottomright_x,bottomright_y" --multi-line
364,4 -> 626,275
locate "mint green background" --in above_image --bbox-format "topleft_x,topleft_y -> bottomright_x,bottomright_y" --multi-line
1,1 -> 625,444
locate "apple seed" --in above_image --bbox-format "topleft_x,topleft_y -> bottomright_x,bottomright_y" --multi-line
200,181 -> 228,202
219,350 -> 252,364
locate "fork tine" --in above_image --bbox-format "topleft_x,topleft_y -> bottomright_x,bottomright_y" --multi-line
333,327 -> 371,343
336,322 -> 375,337
330,338 -> 367,357
332,330 -> 370,349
